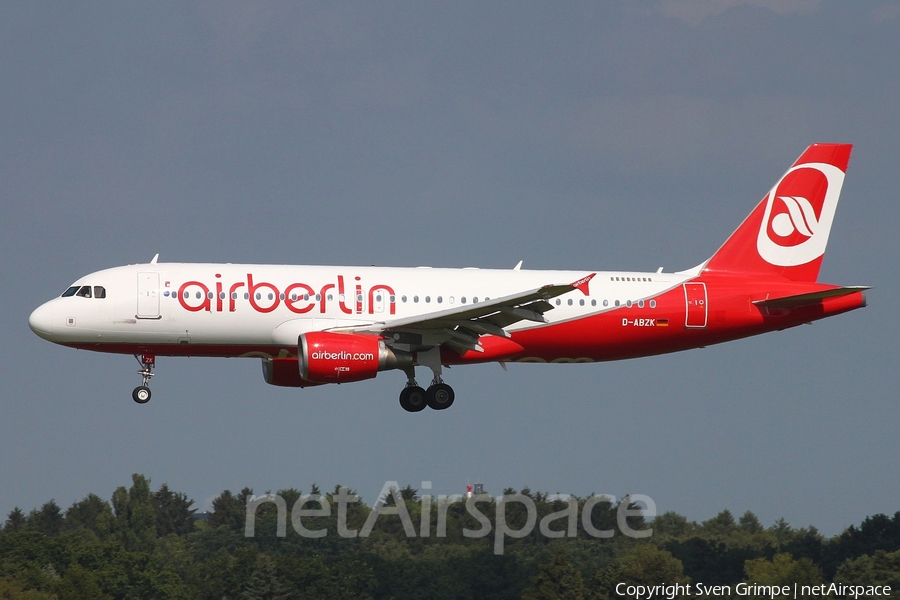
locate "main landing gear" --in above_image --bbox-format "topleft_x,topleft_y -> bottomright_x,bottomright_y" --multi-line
398,362 -> 455,413
132,354 -> 155,404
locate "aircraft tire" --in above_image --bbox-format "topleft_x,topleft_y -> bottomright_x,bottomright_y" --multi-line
399,386 -> 427,412
132,386 -> 151,404
426,383 -> 454,410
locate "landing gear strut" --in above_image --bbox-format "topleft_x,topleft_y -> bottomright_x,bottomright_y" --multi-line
132,354 -> 155,404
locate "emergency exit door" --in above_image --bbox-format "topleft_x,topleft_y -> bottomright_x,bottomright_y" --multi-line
683,282 -> 708,328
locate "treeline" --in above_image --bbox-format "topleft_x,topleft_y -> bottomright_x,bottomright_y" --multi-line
1,474 -> 899,599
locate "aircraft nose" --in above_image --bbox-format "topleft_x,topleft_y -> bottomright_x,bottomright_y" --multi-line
29,301 -> 60,340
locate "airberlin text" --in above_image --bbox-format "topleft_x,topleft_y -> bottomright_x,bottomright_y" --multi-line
311,350 -> 375,362
176,273 -> 395,315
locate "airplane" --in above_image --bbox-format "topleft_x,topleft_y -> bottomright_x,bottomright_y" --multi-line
29,144 -> 867,412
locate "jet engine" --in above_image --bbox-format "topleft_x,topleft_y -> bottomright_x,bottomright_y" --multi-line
261,357 -> 322,388
298,332 -> 412,384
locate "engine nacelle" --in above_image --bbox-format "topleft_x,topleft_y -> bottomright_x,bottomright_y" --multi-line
299,332 -> 411,384
261,357 -> 322,388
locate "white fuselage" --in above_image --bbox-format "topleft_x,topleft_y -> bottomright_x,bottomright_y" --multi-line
29,262 -> 687,358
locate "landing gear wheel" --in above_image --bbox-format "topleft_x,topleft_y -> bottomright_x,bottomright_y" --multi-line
399,386 -> 427,413
426,383 -> 455,410
132,386 -> 151,404
133,354 -> 155,405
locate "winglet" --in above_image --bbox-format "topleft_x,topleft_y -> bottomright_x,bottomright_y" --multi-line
570,273 -> 596,296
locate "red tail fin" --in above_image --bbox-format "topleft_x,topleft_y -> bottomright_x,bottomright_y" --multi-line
703,144 -> 852,282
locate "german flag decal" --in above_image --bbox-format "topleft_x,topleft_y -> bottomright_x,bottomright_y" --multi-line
657,319 -> 669,327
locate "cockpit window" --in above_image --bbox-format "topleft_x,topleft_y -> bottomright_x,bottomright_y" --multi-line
94,286 -> 106,299
75,286 -> 92,298
61,286 -> 79,297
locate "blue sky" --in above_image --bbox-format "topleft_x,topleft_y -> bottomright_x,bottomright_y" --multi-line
2,1 -> 898,536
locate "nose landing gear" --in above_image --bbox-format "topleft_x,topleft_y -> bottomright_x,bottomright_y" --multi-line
132,354 -> 155,404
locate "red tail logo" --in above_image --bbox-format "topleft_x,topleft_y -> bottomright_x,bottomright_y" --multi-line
756,161 -> 845,267
704,144 -> 852,282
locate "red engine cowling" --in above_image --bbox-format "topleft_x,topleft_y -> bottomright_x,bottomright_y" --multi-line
299,332 -> 410,384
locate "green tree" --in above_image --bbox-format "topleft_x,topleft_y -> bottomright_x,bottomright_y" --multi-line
209,488 -> 254,532
744,553 -> 822,599
55,563 -> 112,600
241,554 -> 292,599
0,575 -> 57,599
111,474 -> 157,552
738,511 -> 764,534
653,512 -> 693,538
521,550 -> 586,600
64,493 -> 114,536
834,549 -> 900,589
618,544 -> 690,587
276,488 -> 302,510
154,484 -> 196,537
701,510 -> 736,536
29,501 -> 63,536
823,512 -> 900,578
662,537 -> 741,585
4,507 -> 26,533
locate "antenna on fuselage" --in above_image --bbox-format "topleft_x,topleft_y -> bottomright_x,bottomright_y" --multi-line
150,253 -> 159,264
513,260 -> 523,271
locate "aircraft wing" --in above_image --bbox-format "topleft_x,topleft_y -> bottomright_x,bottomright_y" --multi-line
337,273 -> 595,355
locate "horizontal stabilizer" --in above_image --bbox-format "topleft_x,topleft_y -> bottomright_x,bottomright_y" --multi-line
752,286 -> 869,308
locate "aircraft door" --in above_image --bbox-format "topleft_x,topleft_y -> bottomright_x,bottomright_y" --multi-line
137,272 -> 161,319
683,282 -> 707,328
